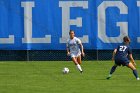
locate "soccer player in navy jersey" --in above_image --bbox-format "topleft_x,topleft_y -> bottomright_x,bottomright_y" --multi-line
107,36 -> 139,80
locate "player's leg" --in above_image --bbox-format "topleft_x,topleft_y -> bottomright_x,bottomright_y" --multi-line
107,64 -> 118,79
77,55 -> 82,65
71,57 -> 78,65
71,57 -> 83,73
126,62 -> 139,80
109,64 -> 118,75
77,55 -> 83,73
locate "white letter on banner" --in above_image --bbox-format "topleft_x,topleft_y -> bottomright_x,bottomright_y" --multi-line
21,2 -> 51,43
98,1 -> 128,43
0,35 -> 14,44
137,1 -> 140,43
59,1 -> 89,43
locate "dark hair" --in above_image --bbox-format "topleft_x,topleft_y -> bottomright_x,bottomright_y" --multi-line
123,36 -> 130,42
69,30 -> 74,34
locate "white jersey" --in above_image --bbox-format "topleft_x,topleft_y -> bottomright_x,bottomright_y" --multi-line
67,37 -> 81,54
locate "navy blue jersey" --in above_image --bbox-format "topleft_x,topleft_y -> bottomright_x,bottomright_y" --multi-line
115,43 -> 132,59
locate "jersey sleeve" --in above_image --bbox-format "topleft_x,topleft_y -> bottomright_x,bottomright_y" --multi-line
76,38 -> 82,44
128,46 -> 132,54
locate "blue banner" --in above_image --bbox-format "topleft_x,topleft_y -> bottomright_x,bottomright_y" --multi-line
0,0 -> 140,50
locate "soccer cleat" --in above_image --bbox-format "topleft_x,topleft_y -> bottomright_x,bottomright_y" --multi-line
106,75 -> 112,80
106,77 -> 111,80
80,71 -> 83,74
137,78 -> 140,80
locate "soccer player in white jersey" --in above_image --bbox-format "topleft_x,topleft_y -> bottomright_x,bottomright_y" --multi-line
66,30 -> 85,73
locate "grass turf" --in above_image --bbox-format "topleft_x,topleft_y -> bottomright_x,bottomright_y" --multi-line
0,61 -> 140,93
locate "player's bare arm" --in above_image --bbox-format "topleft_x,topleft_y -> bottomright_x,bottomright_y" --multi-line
80,43 -> 85,57
129,54 -> 136,66
66,47 -> 70,56
112,49 -> 117,61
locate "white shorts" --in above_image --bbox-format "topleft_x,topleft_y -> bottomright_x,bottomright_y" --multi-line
70,51 -> 81,58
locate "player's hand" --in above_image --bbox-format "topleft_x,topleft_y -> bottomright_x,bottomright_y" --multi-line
67,52 -> 70,56
82,52 -> 85,57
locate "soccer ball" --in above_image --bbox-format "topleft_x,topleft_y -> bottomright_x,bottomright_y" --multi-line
62,67 -> 69,74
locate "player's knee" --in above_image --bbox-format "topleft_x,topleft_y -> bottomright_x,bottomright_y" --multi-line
127,63 -> 136,70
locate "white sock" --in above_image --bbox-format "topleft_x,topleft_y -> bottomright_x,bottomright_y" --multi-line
109,74 -> 112,77
76,64 -> 82,71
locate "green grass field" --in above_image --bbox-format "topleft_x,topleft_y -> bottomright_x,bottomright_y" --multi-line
0,61 -> 140,93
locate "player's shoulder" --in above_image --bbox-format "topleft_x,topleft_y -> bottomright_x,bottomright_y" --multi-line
74,37 -> 78,39
116,44 -> 122,47
127,45 -> 131,49
116,43 -> 127,49
123,43 -> 131,48
74,37 -> 81,41
67,38 -> 70,43
118,43 -> 128,47
119,43 -> 131,49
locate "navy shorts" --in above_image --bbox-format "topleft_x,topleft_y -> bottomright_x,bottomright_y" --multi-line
115,57 -> 130,66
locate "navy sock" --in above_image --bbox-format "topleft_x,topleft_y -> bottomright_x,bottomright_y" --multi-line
133,70 -> 139,78
110,66 -> 117,74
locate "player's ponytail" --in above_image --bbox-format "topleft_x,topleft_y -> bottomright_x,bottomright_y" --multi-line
123,36 -> 130,43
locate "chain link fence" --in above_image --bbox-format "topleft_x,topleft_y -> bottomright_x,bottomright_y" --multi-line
0,50 -> 139,61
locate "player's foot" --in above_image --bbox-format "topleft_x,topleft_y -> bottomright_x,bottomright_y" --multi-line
80,71 -> 83,74
106,75 -> 112,80
137,77 -> 140,80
